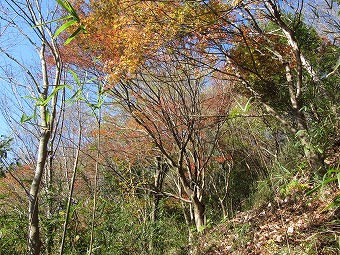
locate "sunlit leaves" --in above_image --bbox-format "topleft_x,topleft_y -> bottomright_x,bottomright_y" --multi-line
63,0 -> 232,84
54,0 -> 87,44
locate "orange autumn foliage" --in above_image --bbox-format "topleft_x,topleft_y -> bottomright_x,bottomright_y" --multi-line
0,164 -> 32,209
60,0 -> 232,84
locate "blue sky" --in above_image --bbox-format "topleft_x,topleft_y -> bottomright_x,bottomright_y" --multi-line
0,42 -> 36,136
0,1 -> 58,137
0,114 -> 8,134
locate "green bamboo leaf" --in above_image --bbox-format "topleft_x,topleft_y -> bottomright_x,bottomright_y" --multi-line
56,0 -> 80,21
69,70 -> 80,86
45,110 -> 51,124
327,169 -> 340,174
89,96 -> 105,109
41,85 -> 72,106
228,108 -> 240,119
64,26 -> 82,45
69,198 -> 84,218
235,97 -> 252,112
24,95 -> 45,106
0,194 -> 8,199
32,15 -> 74,28
244,98 -> 252,112
56,0 -> 73,13
23,95 -> 38,101
53,19 -> 78,39
66,89 -> 83,105
54,0 -> 86,45
306,175 -> 338,195
66,2 -> 81,21
20,113 -> 34,124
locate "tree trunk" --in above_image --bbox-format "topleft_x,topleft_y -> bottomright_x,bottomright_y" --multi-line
265,0 -> 324,169
149,156 -> 166,254
178,166 -> 206,232
283,61 -> 323,168
191,195 -> 205,232
45,154 -> 53,254
28,130 -> 50,255
89,105 -> 101,255
59,112 -> 82,255
28,198 -> 41,255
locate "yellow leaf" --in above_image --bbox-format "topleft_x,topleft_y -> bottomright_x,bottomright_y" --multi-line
74,235 -> 80,242
232,0 -> 243,6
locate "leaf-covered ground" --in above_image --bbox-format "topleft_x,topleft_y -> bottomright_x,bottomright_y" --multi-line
198,188 -> 340,255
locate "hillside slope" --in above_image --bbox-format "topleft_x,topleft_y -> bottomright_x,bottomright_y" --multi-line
198,188 -> 340,255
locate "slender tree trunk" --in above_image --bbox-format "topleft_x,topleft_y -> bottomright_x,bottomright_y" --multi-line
27,35 -> 61,255
265,0 -> 324,169
186,195 -> 205,255
28,130 -> 50,255
149,200 -> 158,254
45,155 -> 53,254
28,40 -> 50,255
88,136 -> 100,255
28,199 -> 41,255
149,156 -> 165,254
178,184 -> 194,254
0,2 -> 63,254
59,107 -> 82,255
89,95 -> 102,255
284,61 -> 322,168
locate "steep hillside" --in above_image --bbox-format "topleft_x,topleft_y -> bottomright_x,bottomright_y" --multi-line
198,187 -> 340,255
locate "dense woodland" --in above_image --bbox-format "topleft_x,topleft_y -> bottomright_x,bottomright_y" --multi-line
0,0 -> 339,254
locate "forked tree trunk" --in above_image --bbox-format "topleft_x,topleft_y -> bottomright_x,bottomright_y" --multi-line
191,195 -> 205,232
266,0 -> 324,169
180,178 -> 206,232
178,165 -> 206,233
27,29 -> 61,255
